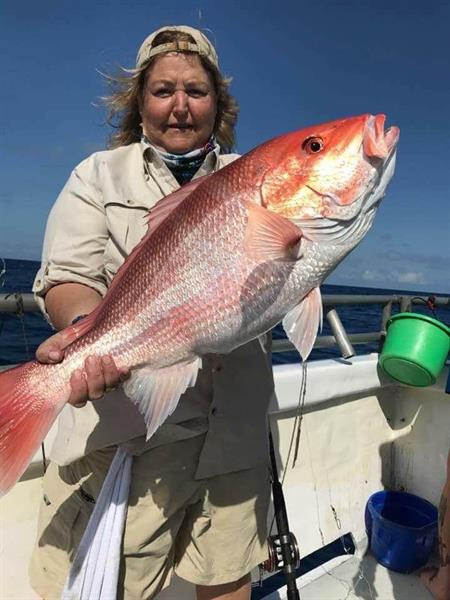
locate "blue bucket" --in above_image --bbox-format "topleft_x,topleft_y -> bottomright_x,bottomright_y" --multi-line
365,490 -> 438,573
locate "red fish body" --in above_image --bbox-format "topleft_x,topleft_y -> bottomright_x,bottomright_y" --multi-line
0,114 -> 399,494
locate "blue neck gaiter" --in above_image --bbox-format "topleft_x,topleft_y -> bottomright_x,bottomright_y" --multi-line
143,136 -> 217,185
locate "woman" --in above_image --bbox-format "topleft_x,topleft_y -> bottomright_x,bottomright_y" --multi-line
29,26 -> 273,600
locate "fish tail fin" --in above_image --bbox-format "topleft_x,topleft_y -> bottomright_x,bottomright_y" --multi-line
0,363 -> 61,495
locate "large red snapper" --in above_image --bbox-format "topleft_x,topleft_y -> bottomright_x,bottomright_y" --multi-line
0,114 -> 399,494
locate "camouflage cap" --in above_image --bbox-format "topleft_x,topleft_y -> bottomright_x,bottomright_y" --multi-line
136,25 -> 219,69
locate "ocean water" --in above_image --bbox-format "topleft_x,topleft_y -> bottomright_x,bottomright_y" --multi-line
0,258 -> 448,366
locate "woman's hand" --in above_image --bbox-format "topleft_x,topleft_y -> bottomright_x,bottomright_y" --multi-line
68,355 -> 130,408
36,330 -> 130,408
36,282 -> 130,407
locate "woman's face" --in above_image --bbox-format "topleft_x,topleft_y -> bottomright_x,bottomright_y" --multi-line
140,53 -> 217,154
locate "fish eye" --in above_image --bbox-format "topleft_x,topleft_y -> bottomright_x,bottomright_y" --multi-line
302,136 -> 324,154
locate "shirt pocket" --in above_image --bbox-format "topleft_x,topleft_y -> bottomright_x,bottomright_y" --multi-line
39,463 -> 86,554
103,199 -> 149,281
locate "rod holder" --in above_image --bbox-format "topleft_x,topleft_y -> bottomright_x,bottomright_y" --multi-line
326,308 -> 355,359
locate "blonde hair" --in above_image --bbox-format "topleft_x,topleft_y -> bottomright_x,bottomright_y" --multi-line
102,30 -> 239,152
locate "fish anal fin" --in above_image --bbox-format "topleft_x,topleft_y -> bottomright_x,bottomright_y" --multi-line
123,358 -> 202,440
245,201 -> 303,262
282,287 -> 323,361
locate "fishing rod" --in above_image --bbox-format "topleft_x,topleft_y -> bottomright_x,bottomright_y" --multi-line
262,428 -> 301,599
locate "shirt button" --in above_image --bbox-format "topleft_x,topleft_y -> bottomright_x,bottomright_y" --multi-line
126,199 -> 133,205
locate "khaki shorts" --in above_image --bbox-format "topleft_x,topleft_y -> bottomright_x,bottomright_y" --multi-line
29,435 -> 270,599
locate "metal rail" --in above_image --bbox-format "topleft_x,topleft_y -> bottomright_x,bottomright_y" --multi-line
1,292 -> 449,356
272,332 -> 381,353
1,293 -> 449,314
0,293 -> 40,313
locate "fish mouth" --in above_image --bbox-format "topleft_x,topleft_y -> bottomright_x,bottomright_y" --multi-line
304,114 -> 400,210
363,114 -> 399,160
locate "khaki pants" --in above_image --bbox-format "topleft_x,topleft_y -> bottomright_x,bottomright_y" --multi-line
29,435 -> 270,599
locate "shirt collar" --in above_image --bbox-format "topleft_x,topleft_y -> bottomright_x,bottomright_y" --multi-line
140,137 -> 220,172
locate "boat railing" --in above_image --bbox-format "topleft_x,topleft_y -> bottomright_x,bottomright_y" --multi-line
1,292 -> 448,357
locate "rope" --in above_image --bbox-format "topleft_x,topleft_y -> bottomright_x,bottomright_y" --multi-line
14,294 -> 32,358
291,361 -> 308,469
411,295 -> 438,318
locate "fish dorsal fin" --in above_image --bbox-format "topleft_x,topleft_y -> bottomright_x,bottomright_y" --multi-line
147,175 -> 210,232
59,180 -> 211,345
282,287 -> 323,361
245,201 -> 303,262
123,357 -> 202,439
98,176 -> 211,307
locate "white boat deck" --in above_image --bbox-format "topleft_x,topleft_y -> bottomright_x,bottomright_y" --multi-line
260,554 -> 434,599
1,355 -> 448,600
1,515 -> 434,600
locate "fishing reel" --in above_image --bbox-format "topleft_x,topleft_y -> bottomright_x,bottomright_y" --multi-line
260,532 -> 301,573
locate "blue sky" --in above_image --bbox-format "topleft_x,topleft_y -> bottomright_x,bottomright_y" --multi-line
1,0 -> 449,293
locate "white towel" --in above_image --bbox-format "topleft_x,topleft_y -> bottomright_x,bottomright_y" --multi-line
62,447 -> 133,600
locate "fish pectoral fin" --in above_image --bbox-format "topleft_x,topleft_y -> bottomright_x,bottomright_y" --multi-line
282,287 -> 323,361
123,357 -> 202,440
245,201 -> 303,262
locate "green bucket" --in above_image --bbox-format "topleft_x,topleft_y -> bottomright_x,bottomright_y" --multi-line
379,313 -> 450,387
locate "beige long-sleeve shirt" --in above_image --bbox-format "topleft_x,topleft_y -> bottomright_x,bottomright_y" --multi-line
33,141 -> 274,478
